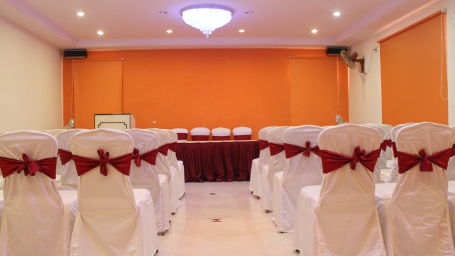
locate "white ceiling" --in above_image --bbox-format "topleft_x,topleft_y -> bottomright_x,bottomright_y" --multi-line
0,0 -> 440,49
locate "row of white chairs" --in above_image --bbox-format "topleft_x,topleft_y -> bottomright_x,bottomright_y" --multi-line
0,128 -> 185,256
250,122 -> 455,255
172,127 -> 252,141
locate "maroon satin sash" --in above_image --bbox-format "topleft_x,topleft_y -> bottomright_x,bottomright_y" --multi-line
234,135 -> 251,140
320,146 -> 381,173
158,144 -> 169,156
132,148 -> 159,167
380,139 -> 393,152
212,135 -> 230,141
72,149 -> 133,176
0,154 -> 57,179
168,142 -> 177,152
192,135 -> 210,141
177,133 -> 188,140
452,144 -> 455,157
397,148 -> 452,173
58,149 -> 73,165
269,143 -> 284,156
258,140 -> 269,150
284,141 -> 320,158
391,141 -> 398,158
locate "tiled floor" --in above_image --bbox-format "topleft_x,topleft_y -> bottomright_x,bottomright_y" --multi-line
157,182 -> 297,256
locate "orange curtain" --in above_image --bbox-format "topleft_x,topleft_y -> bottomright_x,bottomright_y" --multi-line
289,57 -> 348,125
380,11 -> 447,125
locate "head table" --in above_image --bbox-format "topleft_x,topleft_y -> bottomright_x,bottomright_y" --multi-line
176,140 -> 259,182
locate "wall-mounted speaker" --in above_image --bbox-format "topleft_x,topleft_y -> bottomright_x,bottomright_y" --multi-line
326,46 -> 350,55
63,49 -> 87,58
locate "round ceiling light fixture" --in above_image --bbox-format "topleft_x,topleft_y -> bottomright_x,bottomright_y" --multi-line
181,4 -> 233,38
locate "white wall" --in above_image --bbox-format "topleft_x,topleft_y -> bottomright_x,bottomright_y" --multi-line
349,0 -> 455,125
0,18 -> 62,131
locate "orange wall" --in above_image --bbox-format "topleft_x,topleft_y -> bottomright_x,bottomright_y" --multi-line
63,49 -> 348,138
380,12 -> 447,125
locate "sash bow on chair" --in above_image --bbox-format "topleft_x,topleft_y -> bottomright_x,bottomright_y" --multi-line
258,140 -> 269,151
0,153 -> 57,179
58,149 -> 73,165
269,143 -> 285,156
397,148 -> 452,173
158,144 -> 169,156
72,149 -> 133,176
132,148 -> 159,167
168,142 -> 178,153
320,146 -> 381,173
284,141 -> 320,158
380,139 -> 393,152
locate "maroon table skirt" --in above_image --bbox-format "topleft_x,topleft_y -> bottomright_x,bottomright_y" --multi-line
176,141 -> 259,182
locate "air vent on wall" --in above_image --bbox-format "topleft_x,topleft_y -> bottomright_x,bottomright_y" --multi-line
63,49 -> 87,58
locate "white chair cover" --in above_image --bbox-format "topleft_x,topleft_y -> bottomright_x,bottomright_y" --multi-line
447,126 -> 455,181
211,127 -> 231,136
149,128 -> 180,213
260,126 -> 289,211
45,129 -> 68,175
233,127 -> 252,136
256,126 -> 277,198
46,129 -> 67,136
294,124 -> 386,256
166,130 -> 185,199
384,123 -> 414,183
272,125 -> 323,232
57,129 -> 85,190
249,127 -> 267,195
69,129 -> 157,256
375,122 -> 455,256
171,128 -> 188,141
125,129 -> 171,233
364,124 -> 388,183
190,127 -> 210,136
0,131 -> 77,256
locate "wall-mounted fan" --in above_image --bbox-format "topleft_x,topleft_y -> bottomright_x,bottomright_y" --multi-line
340,50 -> 365,74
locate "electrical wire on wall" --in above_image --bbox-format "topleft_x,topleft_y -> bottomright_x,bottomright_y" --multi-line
440,10 -> 447,101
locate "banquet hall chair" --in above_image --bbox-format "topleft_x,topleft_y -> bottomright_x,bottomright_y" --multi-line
447,126 -> 455,181
166,130 -> 185,199
172,128 -> 189,141
272,125 -> 323,232
149,128 -> 180,213
233,127 -> 252,140
364,124 -> 390,183
57,129 -> 86,190
0,130 -> 78,256
294,124 -> 386,256
382,123 -> 415,183
69,129 -> 158,256
45,129 -> 68,176
45,129 -> 67,136
260,126 -> 289,212
126,129 -> 171,234
211,127 -> 231,140
249,127 -> 271,196
190,127 -> 210,141
375,122 -> 455,256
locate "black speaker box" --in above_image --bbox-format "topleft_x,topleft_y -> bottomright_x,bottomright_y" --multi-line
63,49 -> 88,58
325,46 -> 350,55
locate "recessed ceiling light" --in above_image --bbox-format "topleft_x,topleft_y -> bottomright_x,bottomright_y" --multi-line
238,29 -> 246,33
311,28 -> 318,34
166,29 -> 173,34
333,11 -> 341,17
97,30 -> 104,36
76,11 -> 85,17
